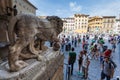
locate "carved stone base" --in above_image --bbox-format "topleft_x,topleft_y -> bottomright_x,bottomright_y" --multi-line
0,48 -> 64,80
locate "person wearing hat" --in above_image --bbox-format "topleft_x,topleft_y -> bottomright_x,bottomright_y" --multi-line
104,49 -> 112,58
101,49 -> 117,80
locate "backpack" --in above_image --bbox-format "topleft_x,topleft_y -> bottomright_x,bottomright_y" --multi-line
100,39 -> 104,44
103,59 -> 117,78
103,45 -> 108,52
109,59 -> 117,68
83,44 -> 88,50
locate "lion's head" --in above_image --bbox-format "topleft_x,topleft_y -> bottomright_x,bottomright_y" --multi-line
46,16 -> 63,35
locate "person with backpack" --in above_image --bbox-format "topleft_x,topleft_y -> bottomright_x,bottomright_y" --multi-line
99,45 -> 108,65
68,47 -> 76,75
100,49 -> 117,80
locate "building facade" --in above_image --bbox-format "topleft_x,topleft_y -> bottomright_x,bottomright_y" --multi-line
74,14 -> 89,33
102,16 -> 116,34
0,0 -> 37,16
0,0 -> 37,62
88,16 -> 103,34
62,14 -> 116,34
0,0 -> 12,15
0,0 -> 37,42
114,19 -> 120,34
12,0 -> 37,15
62,18 -> 75,33
38,16 -> 47,19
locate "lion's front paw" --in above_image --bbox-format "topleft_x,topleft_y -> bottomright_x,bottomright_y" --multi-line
14,60 -> 28,71
8,60 -> 28,72
16,60 -> 28,68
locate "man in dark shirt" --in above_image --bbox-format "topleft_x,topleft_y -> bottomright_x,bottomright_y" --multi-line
68,47 -> 76,75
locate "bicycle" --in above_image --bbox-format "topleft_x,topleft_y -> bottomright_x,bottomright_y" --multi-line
64,63 -> 71,80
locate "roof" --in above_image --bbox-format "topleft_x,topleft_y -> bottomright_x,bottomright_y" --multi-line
62,20 -> 67,22
103,16 -> 116,18
89,16 -> 102,21
26,0 -> 37,9
74,14 -> 89,17
116,19 -> 120,21
62,17 -> 74,19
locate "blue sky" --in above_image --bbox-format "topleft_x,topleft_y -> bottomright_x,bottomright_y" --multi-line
29,0 -> 120,18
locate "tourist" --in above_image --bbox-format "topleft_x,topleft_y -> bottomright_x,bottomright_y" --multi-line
91,44 -> 99,59
74,37 -> 77,47
101,49 -> 117,80
110,38 -> 116,52
82,50 -> 90,79
78,37 -> 81,46
78,51 -> 83,73
68,47 -> 76,75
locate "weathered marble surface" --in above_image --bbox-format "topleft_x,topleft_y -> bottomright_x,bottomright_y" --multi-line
0,48 -> 64,80
6,14 -> 63,72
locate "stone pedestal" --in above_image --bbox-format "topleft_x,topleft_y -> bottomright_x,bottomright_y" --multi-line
0,48 -> 64,80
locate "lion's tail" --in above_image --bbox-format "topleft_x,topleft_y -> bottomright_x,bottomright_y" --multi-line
8,16 -> 18,44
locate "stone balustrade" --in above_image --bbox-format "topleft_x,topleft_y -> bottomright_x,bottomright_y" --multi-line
0,48 -> 64,80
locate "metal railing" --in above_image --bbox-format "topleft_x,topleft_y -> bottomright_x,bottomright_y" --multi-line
64,63 -> 71,80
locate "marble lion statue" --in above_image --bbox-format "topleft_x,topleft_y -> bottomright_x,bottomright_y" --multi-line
7,14 -> 63,72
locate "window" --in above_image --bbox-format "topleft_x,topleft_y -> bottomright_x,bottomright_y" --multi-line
112,20 -> 114,23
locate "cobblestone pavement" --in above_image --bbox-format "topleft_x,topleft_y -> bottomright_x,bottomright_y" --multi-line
63,39 -> 120,80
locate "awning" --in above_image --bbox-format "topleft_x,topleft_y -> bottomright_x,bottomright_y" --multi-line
74,29 -> 87,33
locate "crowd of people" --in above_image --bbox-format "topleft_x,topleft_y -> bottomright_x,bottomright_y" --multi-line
60,34 -> 120,80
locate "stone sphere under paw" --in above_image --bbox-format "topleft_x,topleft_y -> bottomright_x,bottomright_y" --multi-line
52,42 -> 60,51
